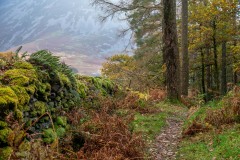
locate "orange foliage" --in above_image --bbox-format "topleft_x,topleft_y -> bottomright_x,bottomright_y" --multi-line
74,111 -> 145,160
149,89 -> 166,101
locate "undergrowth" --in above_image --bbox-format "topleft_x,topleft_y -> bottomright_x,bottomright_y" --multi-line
183,86 -> 240,136
178,86 -> 240,159
177,124 -> 240,160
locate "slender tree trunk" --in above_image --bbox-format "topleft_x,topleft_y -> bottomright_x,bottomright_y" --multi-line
206,48 -> 211,100
181,0 -> 189,96
212,20 -> 219,91
234,72 -> 238,84
201,48 -> 206,100
162,0 -> 181,100
221,41 -> 227,95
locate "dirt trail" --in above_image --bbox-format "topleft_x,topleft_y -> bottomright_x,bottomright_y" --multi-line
151,111 -> 187,160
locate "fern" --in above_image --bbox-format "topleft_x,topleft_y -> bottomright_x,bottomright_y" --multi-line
29,50 -> 78,89
29,50 -> 60,72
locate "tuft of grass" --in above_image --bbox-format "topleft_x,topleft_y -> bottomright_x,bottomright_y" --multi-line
177,124 -> 240,160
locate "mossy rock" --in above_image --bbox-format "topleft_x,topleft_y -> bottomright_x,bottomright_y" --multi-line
2,69 -> 37,86
0,147 -> 13,160
57,72 -> 71,88
36,82 -> 51,100
14,108 -> 23,120
31,101 -> 47,117
0,121 -> 7,129
0,128 -> 13,145
11,86 -> 30,105
77,82 -> 88,98
25,84 -> 36,95
13,61 -> 34,70
0,87 -> 18,109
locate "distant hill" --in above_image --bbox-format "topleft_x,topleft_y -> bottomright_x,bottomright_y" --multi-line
0,0 -> 130,75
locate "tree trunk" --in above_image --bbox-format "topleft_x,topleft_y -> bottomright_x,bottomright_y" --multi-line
221,41 -> 227,95
212,20 -> 219,91
201,48 -> 206,101
181,0 -> 189,96
162,0 -> 181,100
206,48 -> 211,101
234,72 -> 238,84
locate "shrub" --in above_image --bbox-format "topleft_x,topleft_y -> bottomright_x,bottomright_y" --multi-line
183,86 -> 240,136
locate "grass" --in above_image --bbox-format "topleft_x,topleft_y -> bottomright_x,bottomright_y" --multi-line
131,101 -> 187,142
131,112 -> 167,141
177,124 -> 240,160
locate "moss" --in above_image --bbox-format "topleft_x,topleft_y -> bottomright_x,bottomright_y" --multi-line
2,69 -> 37,86
31,101 -> 47,116
56,117 -> 67,127
14,108 -> 23,120
0,147 -> 13,160
56,127 -> 66,137
0,121 -> 7,129
0,128 -> 13,144
56,96 -> 61,101
13,61 -> 34,70
11,86 -> 30,105
37,83 -> 51,99
0,87 -> 18,108
58,72 -> 71,87
77,82 -> 88,98
91,77 -> 115,96
25,84 -> 36,94
42,128 -> 57,144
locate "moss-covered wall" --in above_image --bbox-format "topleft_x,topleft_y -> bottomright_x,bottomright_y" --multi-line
0,50 -> 117,159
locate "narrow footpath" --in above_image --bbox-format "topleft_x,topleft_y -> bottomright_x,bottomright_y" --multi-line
151,105 -> 187,160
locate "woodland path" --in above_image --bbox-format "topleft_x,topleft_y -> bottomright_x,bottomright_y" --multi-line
151,105 -> 187,160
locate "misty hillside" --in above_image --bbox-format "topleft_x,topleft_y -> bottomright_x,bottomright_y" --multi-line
0,0 -> 129,75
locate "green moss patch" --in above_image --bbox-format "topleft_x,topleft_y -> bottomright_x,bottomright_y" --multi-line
0,87 -> 18,108
2,69 -> 37,86
0,146 -> 13,160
